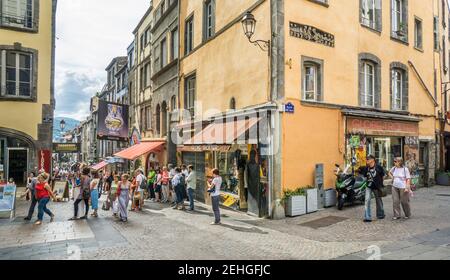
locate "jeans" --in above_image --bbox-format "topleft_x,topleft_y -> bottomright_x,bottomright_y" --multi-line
74,198 -> 89,217
211,196 -> 221,224
37,197 -> 53,221
26,190 -> 38,219
188,188 -> 195,210
365,187 -> 385,221
175,185 -> 184,204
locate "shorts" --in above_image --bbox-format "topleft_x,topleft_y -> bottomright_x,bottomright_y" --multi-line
155,185 -> 162,193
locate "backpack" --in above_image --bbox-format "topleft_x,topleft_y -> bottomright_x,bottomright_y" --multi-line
139,175 -> 148,190
179,174 -> 186,188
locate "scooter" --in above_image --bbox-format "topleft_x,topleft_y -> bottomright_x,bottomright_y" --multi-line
334,164 -> 368,210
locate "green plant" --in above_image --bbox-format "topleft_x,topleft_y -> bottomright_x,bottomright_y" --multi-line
282,187 -> 307,204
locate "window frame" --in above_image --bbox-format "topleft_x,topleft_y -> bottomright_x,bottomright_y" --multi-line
184,74 -> 196,117
414,16 -> 423,51
301,56 -> 324,102
362,62 -> 376,107
185,15 -> 194,55
203,0 -> 215,41
0,0 -> 39,32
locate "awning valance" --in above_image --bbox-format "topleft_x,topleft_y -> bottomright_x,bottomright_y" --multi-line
114,141 -> 165,161
91,161 -> 108,171
184,117 -> 260,145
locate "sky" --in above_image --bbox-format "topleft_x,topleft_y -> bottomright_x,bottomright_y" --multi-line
55,0 -> 150,121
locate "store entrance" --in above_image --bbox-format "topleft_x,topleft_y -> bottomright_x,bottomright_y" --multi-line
8,149 -> 28,187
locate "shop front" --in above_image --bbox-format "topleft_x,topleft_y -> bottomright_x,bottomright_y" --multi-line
344,110 -> 422,182
177,111 -> 273,218
114,141 -> 166,174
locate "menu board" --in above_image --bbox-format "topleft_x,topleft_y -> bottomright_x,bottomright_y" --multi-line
0,184 -> 17,212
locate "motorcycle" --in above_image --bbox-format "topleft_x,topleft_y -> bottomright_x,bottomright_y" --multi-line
334,164 -> 368,210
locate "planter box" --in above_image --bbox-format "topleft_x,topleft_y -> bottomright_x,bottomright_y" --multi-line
285,196 -> 306,217
307,188 -> 318,213
436,173 -> 450,186
324,189 -> 337,208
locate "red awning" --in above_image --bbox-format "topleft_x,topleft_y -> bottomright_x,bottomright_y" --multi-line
114,141 -> 165,161
91,161 -> 108,171
184,117 -> 260,145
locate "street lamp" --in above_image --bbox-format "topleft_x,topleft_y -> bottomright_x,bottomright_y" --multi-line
60,119 -> 66,132
241,11 -> 270,52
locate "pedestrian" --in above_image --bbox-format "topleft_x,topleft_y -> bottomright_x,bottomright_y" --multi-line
172,167 -> 186,210
109,174 -> 120,217
117,174 -> 131,222
155,168 -> 162,203
90,171 -> 100,218
389,157 -> 412,220
24,172 -> 38,221
147,167 -> 156,201
134,169 -> 147,211
168,164 -> 177,205
181,164 -> 189,178
359,155 -> 386,223
69,167 -> 91,221
97,170 -> 104,198
34,172 -> 57,225
161,166 -> 170,203
186,165 -> 196,211
207,168 -> 222,225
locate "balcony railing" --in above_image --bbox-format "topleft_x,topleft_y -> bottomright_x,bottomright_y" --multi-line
0,12 -> 36,29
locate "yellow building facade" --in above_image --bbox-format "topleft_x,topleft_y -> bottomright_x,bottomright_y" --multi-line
0,0 -> 57,185
175,0 -> 447,218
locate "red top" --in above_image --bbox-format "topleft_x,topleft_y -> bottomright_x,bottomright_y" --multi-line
35,182 -> 50,200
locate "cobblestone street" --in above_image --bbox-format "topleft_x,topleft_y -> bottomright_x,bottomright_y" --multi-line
1,186 -> 450,260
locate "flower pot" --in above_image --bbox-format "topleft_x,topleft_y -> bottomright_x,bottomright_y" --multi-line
436,173 -> 450,186
285,195 -> 306,217
307,188 -> 318,213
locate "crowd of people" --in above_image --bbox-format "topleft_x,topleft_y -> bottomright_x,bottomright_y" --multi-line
23,162 -> 224,226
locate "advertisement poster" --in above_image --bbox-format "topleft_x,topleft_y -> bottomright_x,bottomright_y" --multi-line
130,127 -> 141,146
97,100 -> 129,141
38,150 -> 51,174
0,184 -> 16,212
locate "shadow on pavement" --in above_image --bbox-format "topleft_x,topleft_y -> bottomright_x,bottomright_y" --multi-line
219,223 -> 268,234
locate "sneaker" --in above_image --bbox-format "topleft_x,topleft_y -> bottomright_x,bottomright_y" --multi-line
79,216 -> 87,220
210,222 -> 221,225
378,216 -> 386,220
24,217 -> 31,221
34,220 -> 42,226
404,216 -> 410,220
50,215 -> 55,223
68,217 -> 78,221
363,219 -> 372,223
392,217 -> 401,220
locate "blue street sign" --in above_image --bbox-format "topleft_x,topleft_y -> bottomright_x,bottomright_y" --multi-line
285,102 -> 295,113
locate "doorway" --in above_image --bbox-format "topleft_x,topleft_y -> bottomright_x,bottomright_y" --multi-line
8,148 -> 28,187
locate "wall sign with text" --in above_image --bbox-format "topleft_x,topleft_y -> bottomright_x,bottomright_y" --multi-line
289,22 -> 335,48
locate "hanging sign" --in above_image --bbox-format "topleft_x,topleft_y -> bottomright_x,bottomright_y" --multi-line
38,150 -> 52,173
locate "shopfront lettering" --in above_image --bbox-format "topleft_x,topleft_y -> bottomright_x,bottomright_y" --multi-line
289,22 -> 335,48
347,117 -> 419,136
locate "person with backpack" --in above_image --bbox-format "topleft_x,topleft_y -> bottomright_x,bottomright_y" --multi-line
134,169 -> 147,211
389,157 -> 412,220
69,167 -> 91,221
358,155 -> 386,223
172,167 -> 186,210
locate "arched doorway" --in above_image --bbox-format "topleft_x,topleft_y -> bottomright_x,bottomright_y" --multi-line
161,101 -> 168,137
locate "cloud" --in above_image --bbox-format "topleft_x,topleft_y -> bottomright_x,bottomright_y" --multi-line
54,0 -> 150,121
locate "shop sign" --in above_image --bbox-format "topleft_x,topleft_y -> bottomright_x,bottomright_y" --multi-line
289,22 -> 335,48
347,117 -> 419,136
0,184 -> 16,212
38,150 -> 51,173
52,143 -> 81,154
178,145 -> 231,152
284,102 -> 295,114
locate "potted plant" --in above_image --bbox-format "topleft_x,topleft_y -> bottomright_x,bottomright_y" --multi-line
436,171 -> 450,186
395,23 -> 407,37
306,186 -> 318,213
283,188 -> 306,217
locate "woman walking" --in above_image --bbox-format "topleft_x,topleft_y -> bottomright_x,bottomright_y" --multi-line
161,167 -> 170,203
389,157 -> 412,220
117,174 -> 131,222
34,173 -> 57,225
109,174 -> 120,217
69,167 -> 91,221
207,169 -> 222,225
90,171 -> 100,218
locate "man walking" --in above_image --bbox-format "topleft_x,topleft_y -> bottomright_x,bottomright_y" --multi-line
24,172 -> 38,221
359,155 -> 386,222
186,165 -> 196,211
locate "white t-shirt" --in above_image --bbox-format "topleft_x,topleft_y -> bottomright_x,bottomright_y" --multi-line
390,167 -> 411,189
136,174 -> 146,191
211,176 -> 222,197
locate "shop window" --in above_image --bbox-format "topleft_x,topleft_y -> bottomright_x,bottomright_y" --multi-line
361,0 -> 382,31
301,57 -> 323,102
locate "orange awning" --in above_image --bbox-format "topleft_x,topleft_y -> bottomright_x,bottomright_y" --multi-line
114,141 -> 165,161
184,117 -> 260,145
91,161 -> 108,171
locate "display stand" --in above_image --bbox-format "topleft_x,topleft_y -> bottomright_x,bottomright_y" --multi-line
0,184 -> 17,220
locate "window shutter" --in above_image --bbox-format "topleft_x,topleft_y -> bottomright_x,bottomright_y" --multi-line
402,71 -> 409,111
375,0 -> 382,31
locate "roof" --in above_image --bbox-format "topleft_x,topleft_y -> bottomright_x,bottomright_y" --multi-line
105,56 -> 128,71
